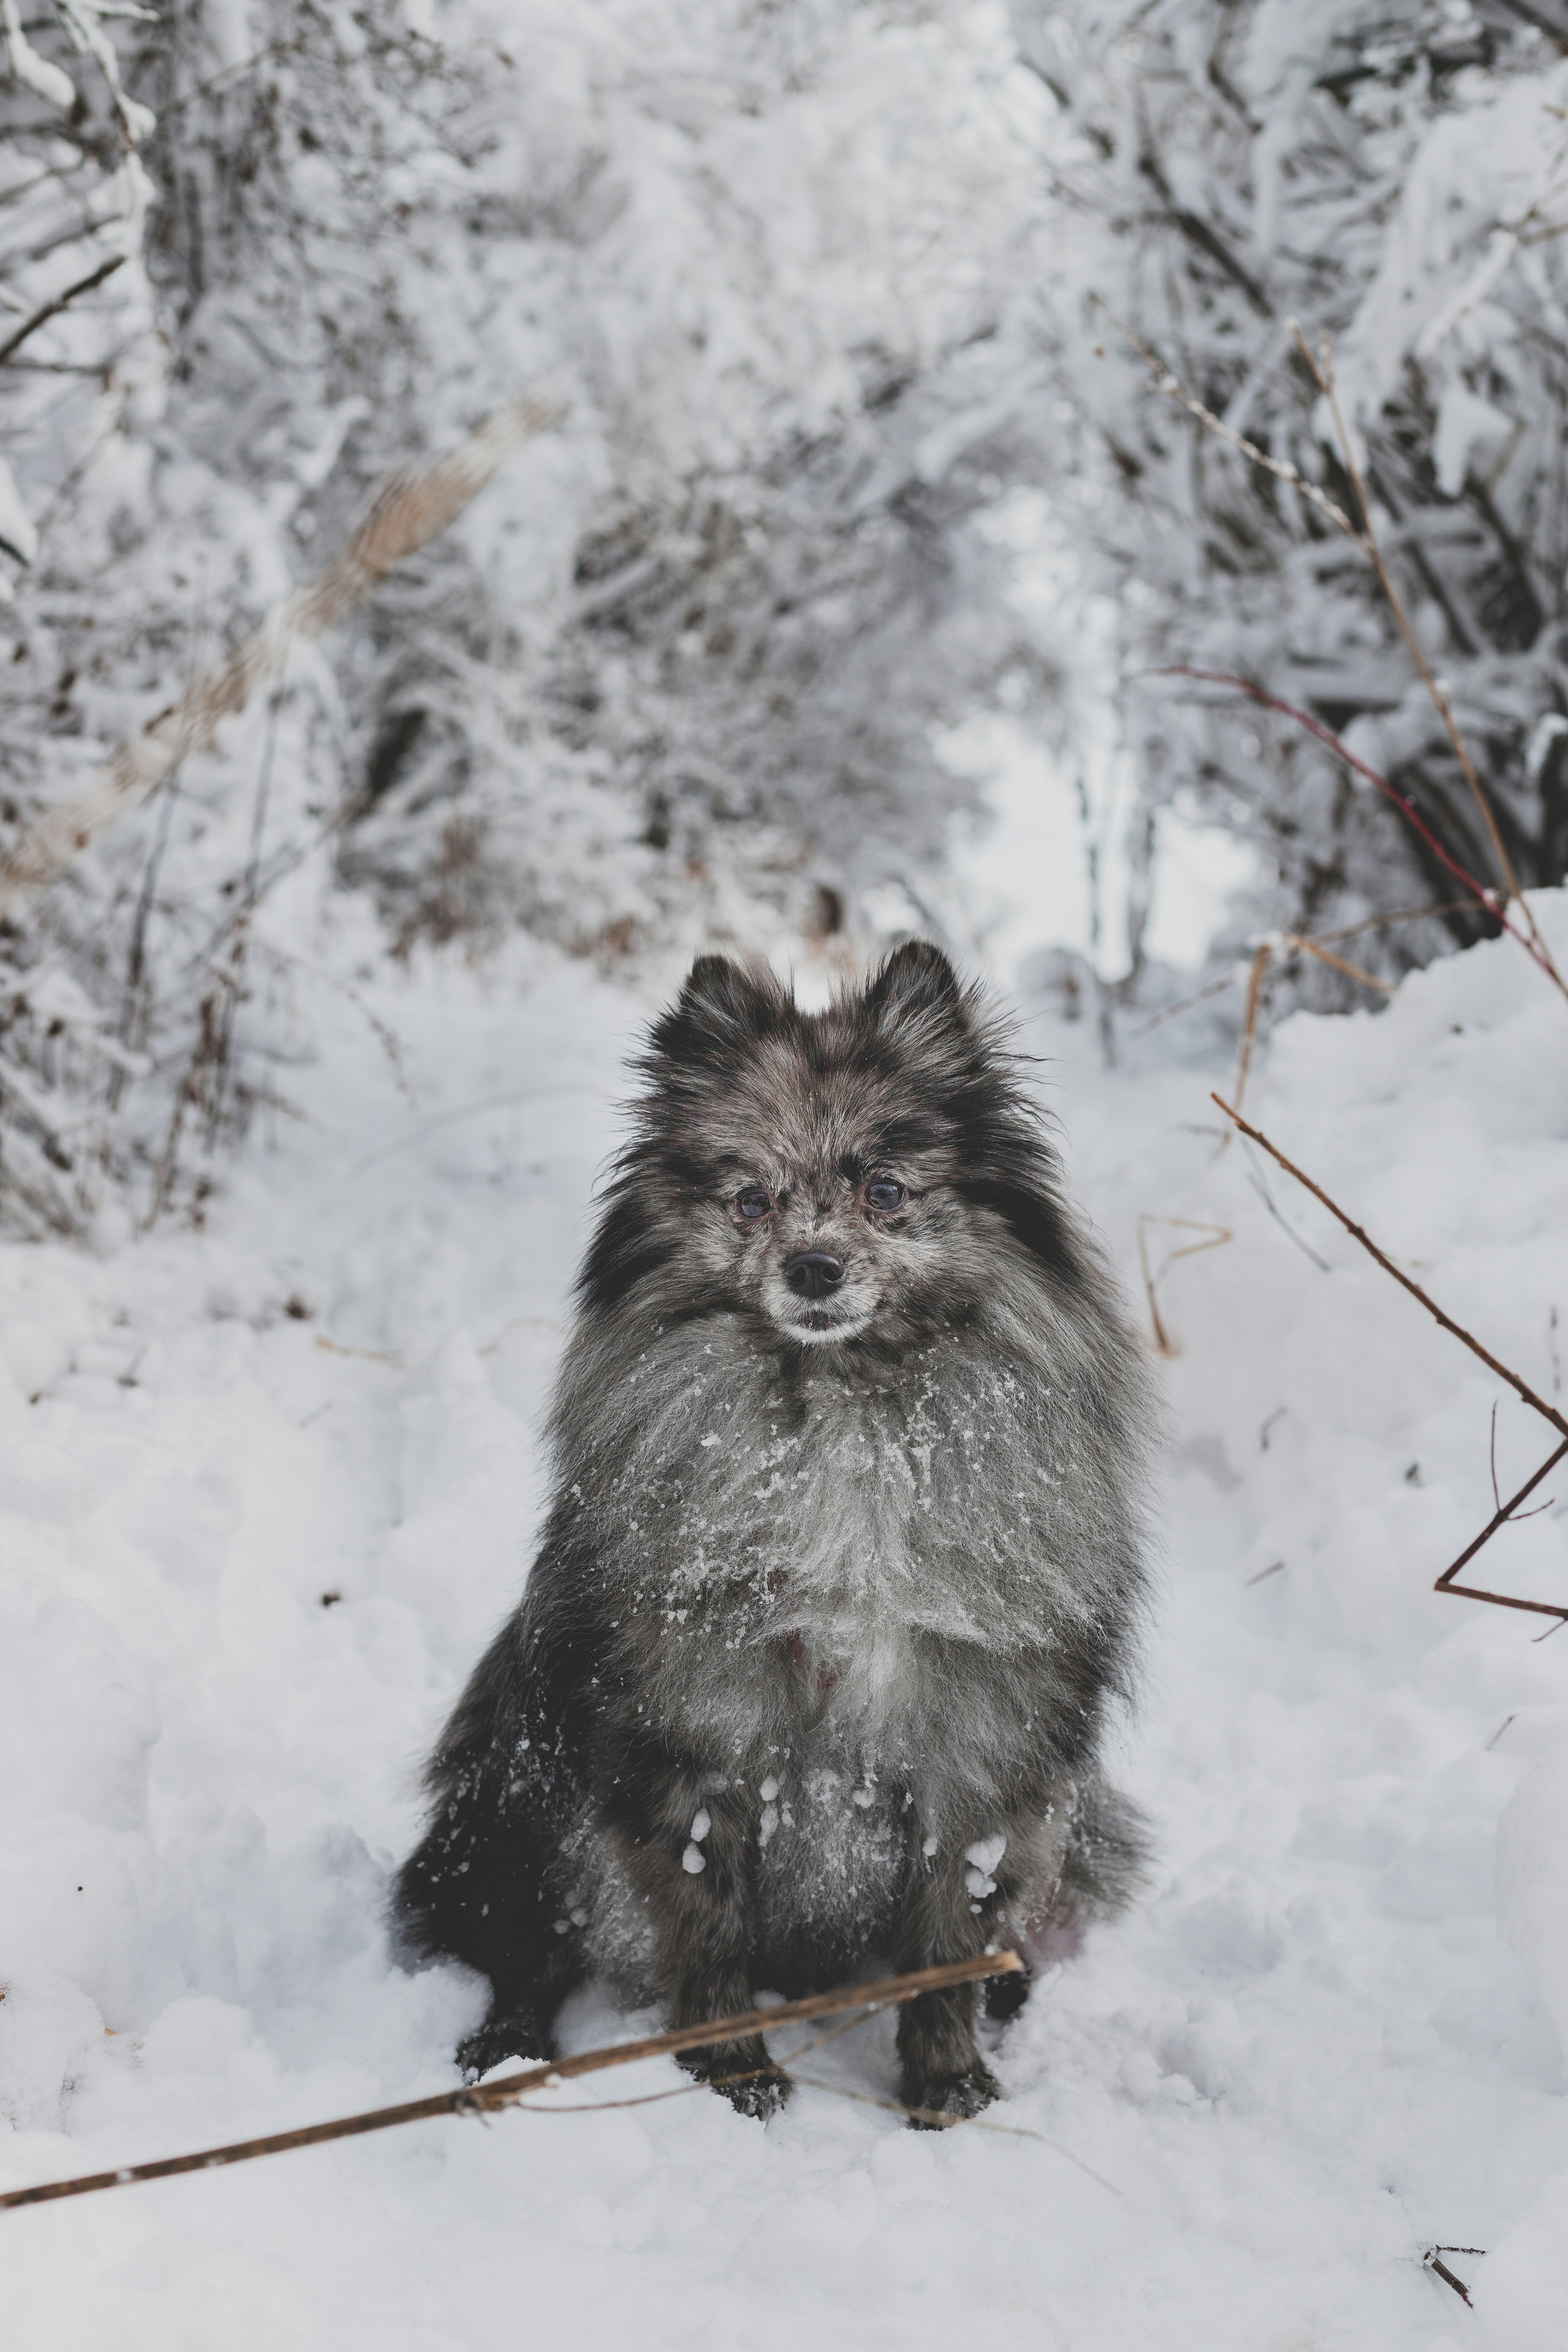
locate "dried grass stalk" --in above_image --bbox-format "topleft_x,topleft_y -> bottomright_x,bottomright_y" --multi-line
0,395 -> 557,923
1136,1213 -> 1232,1357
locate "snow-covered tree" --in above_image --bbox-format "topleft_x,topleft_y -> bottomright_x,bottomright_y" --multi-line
1,0 -> 1069,1228
1019,0 -> 1568,1004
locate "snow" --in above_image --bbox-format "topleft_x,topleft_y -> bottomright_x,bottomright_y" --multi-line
2,886 -> 1568,2347
963,1836 -> 1007,1900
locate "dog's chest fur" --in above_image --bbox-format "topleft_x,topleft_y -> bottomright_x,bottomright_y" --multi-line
558,1302 -> 1130,1805
589,1314 -> 1087,1611
560,1315 -> 1117,1984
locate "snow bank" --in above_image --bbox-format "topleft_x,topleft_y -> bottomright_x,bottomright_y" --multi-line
0,898 -> 1566,2346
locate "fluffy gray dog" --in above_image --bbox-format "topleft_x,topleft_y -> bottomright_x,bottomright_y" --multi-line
395,943 -> 1155,2121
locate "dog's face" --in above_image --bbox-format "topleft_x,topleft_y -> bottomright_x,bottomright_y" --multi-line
582,943 -> 1085,1350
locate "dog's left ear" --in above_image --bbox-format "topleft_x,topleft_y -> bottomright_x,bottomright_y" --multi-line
866,941 -> 968,1034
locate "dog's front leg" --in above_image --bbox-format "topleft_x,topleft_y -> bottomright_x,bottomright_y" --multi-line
894,1825 -> 1016,2123
619,1767 -> 787,2120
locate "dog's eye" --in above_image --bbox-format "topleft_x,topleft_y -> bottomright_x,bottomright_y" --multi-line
864,1178 -> 907,1214
735,1187 -> 773,1222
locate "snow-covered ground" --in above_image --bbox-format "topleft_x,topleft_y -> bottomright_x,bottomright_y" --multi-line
2,894 -> 1567,2350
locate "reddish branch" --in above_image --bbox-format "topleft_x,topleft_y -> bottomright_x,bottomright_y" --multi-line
1164,669 -> 1560,988
0,1951 -> 1021,2213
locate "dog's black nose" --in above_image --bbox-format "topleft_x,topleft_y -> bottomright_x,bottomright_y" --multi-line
784,1250 -> 845,1300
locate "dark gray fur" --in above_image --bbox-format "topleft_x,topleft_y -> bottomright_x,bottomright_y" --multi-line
395,943 -> 1156,2121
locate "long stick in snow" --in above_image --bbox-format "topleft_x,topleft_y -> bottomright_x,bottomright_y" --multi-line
0,394 -> 558,924
0,1951 -> 1021,2212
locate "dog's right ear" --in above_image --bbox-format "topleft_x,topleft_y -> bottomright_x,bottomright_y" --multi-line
648,954 -> 788,1066
866,940 -> 968,1034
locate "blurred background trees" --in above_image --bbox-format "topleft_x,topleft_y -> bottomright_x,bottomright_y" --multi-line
3,0 -> 1568,1227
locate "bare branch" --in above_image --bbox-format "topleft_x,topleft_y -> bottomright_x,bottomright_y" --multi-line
1211,1095 -> 1568,1621
1435,1436 -> 1568,1620
1210,1092 -> 1568,1439
0,250 -> 125,367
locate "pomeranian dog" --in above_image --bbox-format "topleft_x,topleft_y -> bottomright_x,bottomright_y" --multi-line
395,943 -> 1154,2122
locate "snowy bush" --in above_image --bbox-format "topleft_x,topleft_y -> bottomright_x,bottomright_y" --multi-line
1021,0 -> 1568,1005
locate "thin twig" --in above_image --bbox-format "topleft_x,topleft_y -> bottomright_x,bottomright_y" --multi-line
1211,1096 -> 1568,1439
1127,971 -> 1239,1039
314,1335 -> 401,1367
1282,933 -> 1395,995
531,1991 -> 905,2120
1212,1095 -> 1568,1620
1126,903 -> 1468,1040
787,2076 -> 1122,2193
1424,2246 -> 1485,2308
1309,901 -> 1474,948
1216,940 -> 1271,1155
1098,305 -> 1357,535
1239,1144 -> 1332,1272
1435,1436 -> 1568,1620
1136,1214 -> 1231,1356
0,1951 -> 1021,2212
0,250 -> 125,368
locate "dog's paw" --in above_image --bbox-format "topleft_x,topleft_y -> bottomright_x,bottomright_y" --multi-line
680,2034 -> 789,2121
717,2066 -> 792,2122
902,2060 -> 1001,2128
456,2014 -> 548,2081
983,1956 -> 1033,2024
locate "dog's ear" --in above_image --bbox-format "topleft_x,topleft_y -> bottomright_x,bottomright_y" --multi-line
866,941 -> 968,1035
649,954 -> 789,1066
